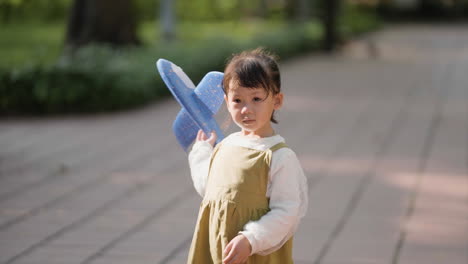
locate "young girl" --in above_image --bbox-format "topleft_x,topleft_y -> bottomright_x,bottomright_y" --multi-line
187,48 -> 308,264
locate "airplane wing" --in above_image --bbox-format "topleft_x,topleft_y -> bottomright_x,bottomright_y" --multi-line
173,108 -> 199,152
156,59 -> 196,104
156,59 -> 225,151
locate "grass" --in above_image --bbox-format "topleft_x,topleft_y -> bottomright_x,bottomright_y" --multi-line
0,22 -> 66,68
139,20 -> 320,44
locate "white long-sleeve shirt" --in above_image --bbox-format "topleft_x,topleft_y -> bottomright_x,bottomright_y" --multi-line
188,132 -> 308,255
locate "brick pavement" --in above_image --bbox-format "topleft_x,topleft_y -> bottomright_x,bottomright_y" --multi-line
0,24 -> 467,264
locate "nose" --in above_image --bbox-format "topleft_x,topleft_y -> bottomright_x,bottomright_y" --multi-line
241,103 -> 252,114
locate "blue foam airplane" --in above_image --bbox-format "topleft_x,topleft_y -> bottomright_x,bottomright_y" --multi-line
156,59 -> 225,152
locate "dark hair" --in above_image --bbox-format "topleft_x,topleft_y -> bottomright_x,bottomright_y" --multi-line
223,47 -> 281,123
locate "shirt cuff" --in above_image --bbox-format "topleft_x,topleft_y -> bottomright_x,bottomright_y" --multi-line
192,140 -> 214,152
238,231 -> 257,256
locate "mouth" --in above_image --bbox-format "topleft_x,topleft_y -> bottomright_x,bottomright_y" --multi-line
242,119 -> 255,124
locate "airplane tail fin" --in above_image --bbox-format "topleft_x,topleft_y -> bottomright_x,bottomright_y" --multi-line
194,72 -> 225,115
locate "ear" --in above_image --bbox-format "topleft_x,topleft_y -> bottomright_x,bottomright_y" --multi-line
224,94 -> 228,104
273,93 -> 283,110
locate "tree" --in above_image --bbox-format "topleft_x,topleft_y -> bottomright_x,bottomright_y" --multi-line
322,0 -> 341,52
0,0 -> 25,23
160,0 -> 175,41
418,0 -> 440,17
65,0 -> 140,50
285,0 -> 311,21
298,0 -> 310,21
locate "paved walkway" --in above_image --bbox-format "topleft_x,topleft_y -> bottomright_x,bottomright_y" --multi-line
1,24 -> 467,264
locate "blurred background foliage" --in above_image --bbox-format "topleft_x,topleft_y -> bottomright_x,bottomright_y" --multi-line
1,0 -> 465,115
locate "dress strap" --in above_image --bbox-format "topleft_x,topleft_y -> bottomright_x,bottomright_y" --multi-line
212,141 -> 222,154
270,142 -> 288,152
265,142 -> 288,168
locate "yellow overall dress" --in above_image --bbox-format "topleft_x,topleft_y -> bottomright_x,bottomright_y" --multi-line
187,142 -> 294,264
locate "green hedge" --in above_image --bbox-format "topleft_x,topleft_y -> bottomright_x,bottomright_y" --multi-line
1,11 -> 380,116
0,24 -> 323,115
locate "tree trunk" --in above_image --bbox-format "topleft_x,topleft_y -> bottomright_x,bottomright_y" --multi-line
322,0 -> 340,52
257,0 -> 268,19
65,0 -> 139,50
418,0 -> 441,17
0,3 -> 12,24
160,0 -> 175,41
298,0 -> 310,21
285,0 -> 311,21
285,0 -> 297,20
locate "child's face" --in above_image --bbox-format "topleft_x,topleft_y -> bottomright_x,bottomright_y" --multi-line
224,81 -> 283,137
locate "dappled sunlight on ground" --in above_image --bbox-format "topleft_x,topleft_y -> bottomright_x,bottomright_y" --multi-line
299,154 -> 373,175
383,170 -> 467,247
384,171 -> 467,201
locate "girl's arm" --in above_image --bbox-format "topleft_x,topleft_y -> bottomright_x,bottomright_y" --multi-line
239,149 -> 308,255
188,130 -> 216,197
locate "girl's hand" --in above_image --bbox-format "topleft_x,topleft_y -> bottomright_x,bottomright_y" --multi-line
223,234 -> 252,264
196,130 -> 217,146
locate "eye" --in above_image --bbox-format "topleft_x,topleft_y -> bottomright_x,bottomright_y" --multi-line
253,97 -> 263,102
233,99 -> 241,103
